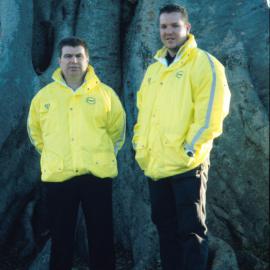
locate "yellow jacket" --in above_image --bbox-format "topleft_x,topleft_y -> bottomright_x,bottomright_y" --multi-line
28,65 -> 126,182
133,34 -> 231,180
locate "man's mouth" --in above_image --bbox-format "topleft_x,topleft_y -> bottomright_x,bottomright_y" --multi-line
69,66 -> 80,70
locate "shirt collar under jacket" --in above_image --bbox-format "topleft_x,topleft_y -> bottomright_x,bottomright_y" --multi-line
52,65 -> 101,93
154,34 -> 197,67
165,53 -> 176,66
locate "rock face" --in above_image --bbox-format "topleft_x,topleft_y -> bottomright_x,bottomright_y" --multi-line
0,1 -> 269,270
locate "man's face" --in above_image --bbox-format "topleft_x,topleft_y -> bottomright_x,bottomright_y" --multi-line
159,12 -> 191,54
59,45 -> 89,80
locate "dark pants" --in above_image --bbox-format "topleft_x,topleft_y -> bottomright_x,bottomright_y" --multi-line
148,164 -> 209,270
43,174 -> 115,270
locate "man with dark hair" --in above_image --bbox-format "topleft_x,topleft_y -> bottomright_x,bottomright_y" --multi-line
133,4 -> 231,270
28,36 -> 125,270
58,37 -> 89,57
159,3 -> 189,22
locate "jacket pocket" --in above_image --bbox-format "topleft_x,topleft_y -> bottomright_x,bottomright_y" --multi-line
162,134 -> 193,170
40,149 -> 63,177
91,152 -> 118,178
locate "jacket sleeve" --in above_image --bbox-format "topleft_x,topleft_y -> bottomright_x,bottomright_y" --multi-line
107,90 -> 126,155
27,95 -> 43,154
132,69 -> 150,150
132,91 -> 142,150
184,53 -> 231,155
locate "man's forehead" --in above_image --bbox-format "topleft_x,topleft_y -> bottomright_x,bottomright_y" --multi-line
61,46 -> 86,54
160,12 -> 185,23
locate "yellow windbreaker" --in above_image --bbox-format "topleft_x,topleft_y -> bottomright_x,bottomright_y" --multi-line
28,65 -> 126,182
133,34 -> 231,180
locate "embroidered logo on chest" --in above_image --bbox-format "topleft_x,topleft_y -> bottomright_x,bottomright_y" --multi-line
86,97 -> 96,104
176,71 -> 184,79
44,103 -> 50,110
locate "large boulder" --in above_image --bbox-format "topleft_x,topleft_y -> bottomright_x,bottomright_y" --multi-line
0,0 -> 268,270
0,0 -> 39,262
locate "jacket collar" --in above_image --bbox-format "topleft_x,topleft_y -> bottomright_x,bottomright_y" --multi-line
52,65 -> 101,93
154,34 -> 197,67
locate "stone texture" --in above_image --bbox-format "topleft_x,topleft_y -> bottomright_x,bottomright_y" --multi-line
208,234 -> 238,270
0,0 -> 269,270
0,0 -> 40,260
28,233 -> 239,270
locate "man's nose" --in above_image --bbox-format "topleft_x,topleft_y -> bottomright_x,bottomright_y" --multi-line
71,56 -> 78,63
165,27 -> 173,34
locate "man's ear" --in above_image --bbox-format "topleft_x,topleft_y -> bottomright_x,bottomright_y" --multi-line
187,23 -> 192,34
58,57 -> 61,66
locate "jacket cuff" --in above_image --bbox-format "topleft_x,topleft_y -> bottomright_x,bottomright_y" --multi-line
183,142 -> 195,157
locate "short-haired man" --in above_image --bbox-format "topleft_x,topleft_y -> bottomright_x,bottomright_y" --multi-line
28,37 -> 125,270
133,4 -> 231,270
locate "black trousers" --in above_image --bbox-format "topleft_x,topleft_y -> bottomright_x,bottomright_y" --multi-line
148,164 -> 209,270
43,174 -> 115,270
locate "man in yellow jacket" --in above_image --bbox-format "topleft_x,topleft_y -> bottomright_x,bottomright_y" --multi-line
133,4 -> 231,270
28,37 -> 125,270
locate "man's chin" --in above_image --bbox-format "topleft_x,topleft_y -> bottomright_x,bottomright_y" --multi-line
166,45 -> 179,52
165,42 -> 177,49
68,70 -> 81,76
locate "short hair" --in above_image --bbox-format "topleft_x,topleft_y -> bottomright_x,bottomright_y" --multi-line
159,4 -> 189,23
58,36 -> 89,57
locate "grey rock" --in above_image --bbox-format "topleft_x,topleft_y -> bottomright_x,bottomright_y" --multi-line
28,240 -> 50,270
0,1 -> 269,270
0,0 -> 40,261
237,250 -> 269,270
76,0 -> 122,92
208,234 -> 239,270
